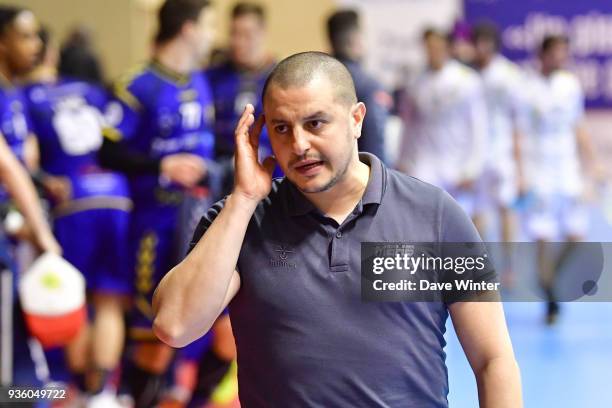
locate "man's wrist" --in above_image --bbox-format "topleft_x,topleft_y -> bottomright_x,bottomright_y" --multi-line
226,192 -> 260,215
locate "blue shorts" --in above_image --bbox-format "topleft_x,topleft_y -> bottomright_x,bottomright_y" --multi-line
127,167 -> 222,340
53,208 -> 130,294
128,205 -> 183,339
128,195 -> 219,339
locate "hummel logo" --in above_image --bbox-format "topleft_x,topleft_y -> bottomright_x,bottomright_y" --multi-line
270,244 -> 296,268
275,245 -> 294,260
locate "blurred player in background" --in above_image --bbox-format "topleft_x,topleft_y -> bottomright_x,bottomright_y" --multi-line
450,20 -> 475,67
0,6 -> 39,175
327,9 -> 390,164
0,131 -> 59,255
522,35 -> 604,324
206,1 -> 276,195
471,21 -> 525,281
0,5 -> 62,390
59,26 -> 104,85
399,28 -> 487,219
24,27 -> 131,406
0,7 -> 60,254
99,0 -> 228,406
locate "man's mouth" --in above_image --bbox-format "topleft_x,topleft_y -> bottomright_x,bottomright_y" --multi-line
293,160 -> 325,176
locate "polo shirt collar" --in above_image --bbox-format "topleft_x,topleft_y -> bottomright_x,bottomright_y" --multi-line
284,152 -> 386,216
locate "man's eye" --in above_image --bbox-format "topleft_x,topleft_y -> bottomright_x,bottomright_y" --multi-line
275,125 -> 288,134
308,120 -> 323,130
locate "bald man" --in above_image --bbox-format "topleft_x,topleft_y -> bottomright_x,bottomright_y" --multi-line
152,52 -> 522,407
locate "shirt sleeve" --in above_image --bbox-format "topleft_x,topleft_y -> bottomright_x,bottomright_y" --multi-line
438,191 -> 499,303
439,190 -> 482,243
187,198 -> 227,256
21,91 -> 39,138
101,79 -> 142,143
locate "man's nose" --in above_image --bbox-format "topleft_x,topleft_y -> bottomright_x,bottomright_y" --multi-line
291,127 -> 311,156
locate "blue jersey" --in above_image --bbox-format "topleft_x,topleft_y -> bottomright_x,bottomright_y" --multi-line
105,61 -> 215,208
24,78 -> 129,210
206,60 -> 274,158
0,78 -> 32,202
0,80 -> 30,163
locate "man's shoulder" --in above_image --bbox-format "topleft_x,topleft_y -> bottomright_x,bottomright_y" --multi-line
253,178 -> 289,217
385,168 -> 448,206
200,178 -> 287,219
552,70 -> 582,93
110,64 -> 157,110
190,178 -> 287,247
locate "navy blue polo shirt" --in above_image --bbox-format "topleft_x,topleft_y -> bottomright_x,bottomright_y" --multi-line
190,153 -> 482,407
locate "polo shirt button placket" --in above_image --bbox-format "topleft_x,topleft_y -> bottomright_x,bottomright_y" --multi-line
336,230 -> 342,239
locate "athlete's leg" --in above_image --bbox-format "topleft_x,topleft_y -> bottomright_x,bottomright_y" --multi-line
53,212 -> 95,392
499,205 -> 517,286
88,208 -> 131,394
124,210 -> 181,407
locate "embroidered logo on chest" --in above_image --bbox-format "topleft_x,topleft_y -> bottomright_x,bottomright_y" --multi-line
270,244 -> 297,268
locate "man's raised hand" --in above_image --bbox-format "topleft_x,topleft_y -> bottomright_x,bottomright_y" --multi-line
233,104 -> 275,202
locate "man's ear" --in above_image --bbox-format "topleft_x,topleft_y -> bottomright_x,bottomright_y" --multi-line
351,102 -> 366,139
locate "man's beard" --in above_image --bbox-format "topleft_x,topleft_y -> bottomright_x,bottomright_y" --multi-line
296,139 -> 354,194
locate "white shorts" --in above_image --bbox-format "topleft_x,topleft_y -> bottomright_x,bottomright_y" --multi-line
476,161 -> 518,211
524,194 -> 588,241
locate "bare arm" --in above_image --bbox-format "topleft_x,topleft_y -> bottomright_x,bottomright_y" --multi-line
449,302 -> 522,408
575,123 -> 605,182
153,194 -> 253,347
153,104 -> 275,348
0,133 -> 60,254
512,128 -> 526,195
462,83 -> 488,184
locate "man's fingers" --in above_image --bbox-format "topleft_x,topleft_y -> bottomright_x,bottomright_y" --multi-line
235,114 -> 255,151
237,104 -> 255,129
175,170 -> 201,187
172,154 -> 206,172
249,115 -> 265,150
183,156 -> 206,170
235,105 -> 255,143
262,156 -> 276,177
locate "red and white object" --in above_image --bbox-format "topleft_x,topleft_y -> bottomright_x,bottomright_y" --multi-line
18,253 -> 86,349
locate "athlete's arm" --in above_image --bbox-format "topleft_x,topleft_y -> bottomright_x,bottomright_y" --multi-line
462,81 -> 488,184
449,302 -> 522,408
575,124 -> 605,183
359,84 -> 390,164
153,104 -> 275,347
510,125 -> 527,196
0,133 -> 60,254
98,136 -> 162,175
99,137 -> 206,188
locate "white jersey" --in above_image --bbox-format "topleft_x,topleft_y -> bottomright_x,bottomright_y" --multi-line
522,69 -> 584,196
480,56 -> 524,169
401,60 -> 487,188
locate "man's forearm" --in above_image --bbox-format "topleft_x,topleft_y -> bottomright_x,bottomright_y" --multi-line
0,142 -> 51,243
476,356 -> 522,408
98,137 -> 161,175
153,193 -> 256,347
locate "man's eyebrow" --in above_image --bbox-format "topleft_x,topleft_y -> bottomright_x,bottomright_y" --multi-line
303,111 -> 330,121
269,111 -> 330,124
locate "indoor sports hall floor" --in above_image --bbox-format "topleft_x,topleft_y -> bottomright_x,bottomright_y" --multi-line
446,203 -> 612,407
